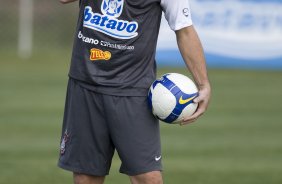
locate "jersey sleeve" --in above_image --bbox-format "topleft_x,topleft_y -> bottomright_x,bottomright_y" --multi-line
160,0 -> 193,31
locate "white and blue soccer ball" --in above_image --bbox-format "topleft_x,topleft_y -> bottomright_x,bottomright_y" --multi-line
148,73 -> 199,124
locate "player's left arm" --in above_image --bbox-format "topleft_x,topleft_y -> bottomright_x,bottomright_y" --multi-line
176,25 -> 211,125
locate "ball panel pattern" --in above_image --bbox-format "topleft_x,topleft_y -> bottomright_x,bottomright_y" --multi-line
148,73 -> 199,124
151,83 -> 176,119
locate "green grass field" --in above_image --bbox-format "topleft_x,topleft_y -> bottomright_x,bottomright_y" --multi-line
0,51 -> 282,184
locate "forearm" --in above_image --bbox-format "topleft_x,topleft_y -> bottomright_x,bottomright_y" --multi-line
59,0 -> 78,4
176,26 -> 210,89
176,26 -> 211,124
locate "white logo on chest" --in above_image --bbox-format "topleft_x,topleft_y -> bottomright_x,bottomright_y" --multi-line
83,0 -> 139,40
101,0 -> 124,18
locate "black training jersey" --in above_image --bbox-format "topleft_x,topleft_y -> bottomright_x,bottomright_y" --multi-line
69,0 -> 192,96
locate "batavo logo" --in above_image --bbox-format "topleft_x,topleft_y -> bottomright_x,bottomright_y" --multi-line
83,1 -> 139,40
90,48 -> 112,61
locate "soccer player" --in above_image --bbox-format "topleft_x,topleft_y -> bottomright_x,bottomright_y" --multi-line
58,0 -> 211,184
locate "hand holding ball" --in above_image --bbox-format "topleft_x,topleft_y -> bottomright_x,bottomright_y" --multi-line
148,73 -> 199,124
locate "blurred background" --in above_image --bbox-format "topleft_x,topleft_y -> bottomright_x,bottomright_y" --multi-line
0,0 -> 281,183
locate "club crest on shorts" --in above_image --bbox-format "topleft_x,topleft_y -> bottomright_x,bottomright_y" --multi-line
60,130 -> 69,155
101,0 -> 124,18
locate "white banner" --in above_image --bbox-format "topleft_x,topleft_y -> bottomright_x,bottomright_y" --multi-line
157,0 -> 282,68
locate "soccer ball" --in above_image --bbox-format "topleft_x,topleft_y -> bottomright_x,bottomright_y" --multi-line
148,73 -> 199,124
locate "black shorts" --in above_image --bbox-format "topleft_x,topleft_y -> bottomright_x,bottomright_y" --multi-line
58,78 -> 162,176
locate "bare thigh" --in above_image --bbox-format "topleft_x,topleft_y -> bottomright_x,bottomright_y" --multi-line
129,171 -> 163,184
73,173 -> 105,184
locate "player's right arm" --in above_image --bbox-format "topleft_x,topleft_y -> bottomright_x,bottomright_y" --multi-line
59,0 -> 78,4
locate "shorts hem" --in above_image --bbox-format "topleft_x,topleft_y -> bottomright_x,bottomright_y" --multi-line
120,166 -> 163,176
58,162 -> 109,176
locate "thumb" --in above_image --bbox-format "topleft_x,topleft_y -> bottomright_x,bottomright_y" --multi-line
193,92 -> 204,103
193,96 -> 201,103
